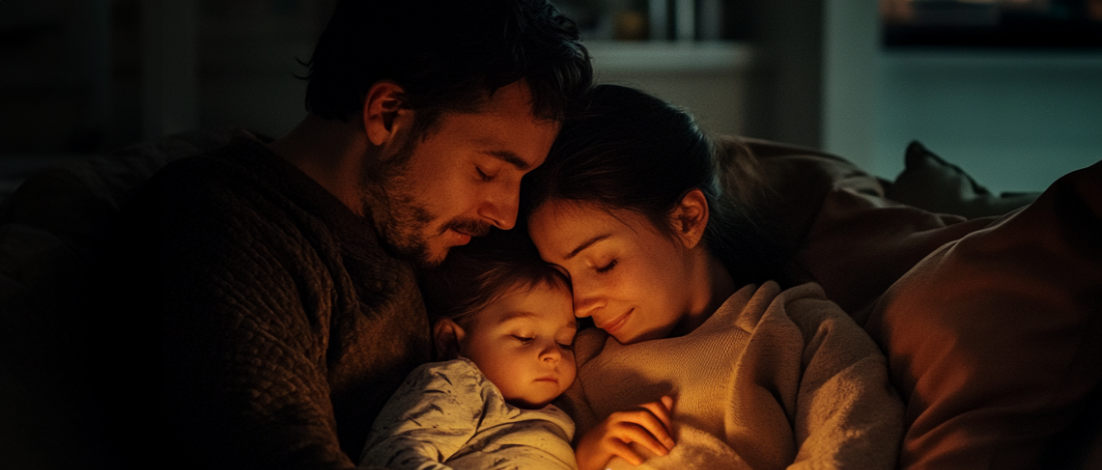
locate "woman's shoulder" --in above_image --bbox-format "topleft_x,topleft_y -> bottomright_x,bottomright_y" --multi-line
772,281 -> 859,328
708,281 -> 854,336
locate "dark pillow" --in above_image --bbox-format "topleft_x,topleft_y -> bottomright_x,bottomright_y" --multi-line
751,140 -> 999,314
886,141 -> 1040,219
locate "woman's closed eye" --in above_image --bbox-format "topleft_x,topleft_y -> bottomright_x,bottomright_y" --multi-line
595,259 -> 618,274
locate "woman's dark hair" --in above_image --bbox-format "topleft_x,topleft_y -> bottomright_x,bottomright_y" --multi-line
419,227 -> 567,327
304,0 -> 593,137
522,84 -> 784,287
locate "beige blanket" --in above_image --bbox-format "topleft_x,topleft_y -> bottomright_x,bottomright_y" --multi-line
558,282 -> 904,470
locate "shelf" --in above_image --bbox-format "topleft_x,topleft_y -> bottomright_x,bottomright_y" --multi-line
884,20 -> 1102,49
583,40 -> 754,73
880,48 -> 1102,69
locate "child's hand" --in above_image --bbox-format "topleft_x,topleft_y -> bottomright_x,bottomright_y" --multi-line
574,396 -> 675,470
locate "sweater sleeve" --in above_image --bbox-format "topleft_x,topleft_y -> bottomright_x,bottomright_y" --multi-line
359,361 -> 483,470
782,283 -> 905,470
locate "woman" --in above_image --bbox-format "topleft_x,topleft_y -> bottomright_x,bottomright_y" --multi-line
522,84 -> 905,470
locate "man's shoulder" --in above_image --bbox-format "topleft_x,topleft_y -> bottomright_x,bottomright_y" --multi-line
128,132 -> 322,224
149,132 -> 277,187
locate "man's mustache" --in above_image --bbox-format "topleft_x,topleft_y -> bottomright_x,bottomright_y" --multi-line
445,219 -> 492,238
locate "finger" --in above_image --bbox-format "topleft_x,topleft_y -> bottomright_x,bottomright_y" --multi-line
607,439 -> 645,466
639,397 -> 674,431
612,420 -> 673,457
633,403 -> 675,449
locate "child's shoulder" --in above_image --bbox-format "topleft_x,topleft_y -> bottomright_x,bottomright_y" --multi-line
402,357 -> 487,391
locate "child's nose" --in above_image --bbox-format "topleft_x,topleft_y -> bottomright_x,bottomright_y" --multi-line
540,343 -> 561,362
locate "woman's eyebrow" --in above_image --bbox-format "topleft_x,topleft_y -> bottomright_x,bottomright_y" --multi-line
565,234 -> 609,260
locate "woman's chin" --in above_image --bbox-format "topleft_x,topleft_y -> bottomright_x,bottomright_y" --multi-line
614,327 -> 671,345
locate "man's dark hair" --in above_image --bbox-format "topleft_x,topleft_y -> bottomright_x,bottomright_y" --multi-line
304,0 -> 593,136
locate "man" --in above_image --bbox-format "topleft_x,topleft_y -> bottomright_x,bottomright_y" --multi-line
99,1 -> 592,468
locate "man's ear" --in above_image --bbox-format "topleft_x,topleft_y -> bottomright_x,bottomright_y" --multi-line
432,318 -> 466,362
362,81 -> 410,147
668,188 -> 710,250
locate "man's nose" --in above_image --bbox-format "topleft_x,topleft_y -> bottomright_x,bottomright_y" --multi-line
479,184 -> 519,230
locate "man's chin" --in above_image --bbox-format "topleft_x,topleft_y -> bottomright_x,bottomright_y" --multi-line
418,238 -> 461,268
420,247 -> 450,268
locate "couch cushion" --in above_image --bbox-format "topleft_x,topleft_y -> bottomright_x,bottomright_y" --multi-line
0,128 -> 242,469
865,160 -> 1102,469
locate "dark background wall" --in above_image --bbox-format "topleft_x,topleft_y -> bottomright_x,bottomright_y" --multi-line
1,0 -> 1099,195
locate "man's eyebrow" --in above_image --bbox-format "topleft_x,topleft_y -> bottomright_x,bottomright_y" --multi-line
487,150 -> 531,171
565,234 -> 609,260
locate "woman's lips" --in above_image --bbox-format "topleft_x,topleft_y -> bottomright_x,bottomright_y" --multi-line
597,309 -> 632,335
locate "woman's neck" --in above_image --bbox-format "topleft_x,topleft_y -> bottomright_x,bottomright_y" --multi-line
671,251 -> 739,337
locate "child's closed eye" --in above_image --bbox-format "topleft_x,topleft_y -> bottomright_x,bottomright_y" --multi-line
512,335 -> 535,344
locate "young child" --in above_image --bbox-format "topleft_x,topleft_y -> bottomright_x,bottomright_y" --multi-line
358,229 -> 579,470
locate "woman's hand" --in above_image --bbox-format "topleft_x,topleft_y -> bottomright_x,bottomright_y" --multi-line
574,396 -> 676,470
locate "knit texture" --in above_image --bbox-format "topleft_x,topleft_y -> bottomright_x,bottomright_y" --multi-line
559,282 -> 904,470
100,134 -> 432,469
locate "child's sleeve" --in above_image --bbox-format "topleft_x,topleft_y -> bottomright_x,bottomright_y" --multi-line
358,360 -> 482,470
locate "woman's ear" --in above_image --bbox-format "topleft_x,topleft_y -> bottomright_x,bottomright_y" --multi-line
432,318 -> 465,362
362,81 -> 411,147
668,188 -> 710,250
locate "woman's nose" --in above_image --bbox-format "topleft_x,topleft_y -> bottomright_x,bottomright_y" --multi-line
573,294 -> 601,318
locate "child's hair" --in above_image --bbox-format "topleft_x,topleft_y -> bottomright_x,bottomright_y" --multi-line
419,227 -> 567,328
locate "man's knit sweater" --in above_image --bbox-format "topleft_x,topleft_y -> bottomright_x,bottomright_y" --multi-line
105,133 -> 432,469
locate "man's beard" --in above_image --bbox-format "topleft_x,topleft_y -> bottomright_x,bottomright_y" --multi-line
363,138 -> 491,267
